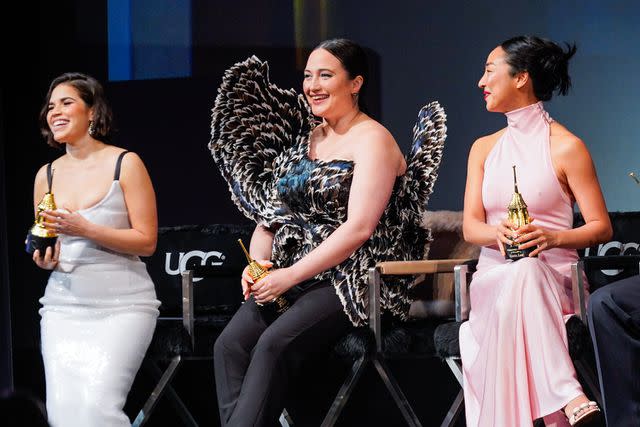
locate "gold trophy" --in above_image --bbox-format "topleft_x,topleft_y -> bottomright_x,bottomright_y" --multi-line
238,239 -> 290,322
504,165 -> 535,260
26,192 -> 58,254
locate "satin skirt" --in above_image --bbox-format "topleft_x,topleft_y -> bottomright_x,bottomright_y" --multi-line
41,309 -> 157,427
40,261 -> 159,427
459,251 -> 584,427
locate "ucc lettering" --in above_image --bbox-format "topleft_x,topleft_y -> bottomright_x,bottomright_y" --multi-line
164,250 -> 225,282
584,241 -> 639,276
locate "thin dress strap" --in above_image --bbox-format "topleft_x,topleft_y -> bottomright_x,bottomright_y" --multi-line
46,163 -> 53,193
114,151 -> 130,181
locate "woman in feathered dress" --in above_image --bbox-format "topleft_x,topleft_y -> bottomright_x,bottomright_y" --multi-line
209,38 -> 447,426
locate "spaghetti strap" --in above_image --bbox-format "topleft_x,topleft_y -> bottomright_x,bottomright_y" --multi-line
46,163 -> 53,192
114,151 -> 130,181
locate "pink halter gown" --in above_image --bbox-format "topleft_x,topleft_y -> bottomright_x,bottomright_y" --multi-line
458,102 -> 585,426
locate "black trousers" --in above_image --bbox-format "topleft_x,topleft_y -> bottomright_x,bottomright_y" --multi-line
213,280 -> 351,427
587,274 -> 640,427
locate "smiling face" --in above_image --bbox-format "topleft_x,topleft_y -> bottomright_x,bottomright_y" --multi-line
478,46 -> 523,113
303,48 -> 362,119
46,83 -> 93,144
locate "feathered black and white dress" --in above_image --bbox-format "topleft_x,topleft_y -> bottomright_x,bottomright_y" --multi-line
209,56 -> 447,327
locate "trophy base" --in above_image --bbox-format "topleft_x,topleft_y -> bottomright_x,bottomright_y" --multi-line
256,295 -> 291,324
504,243 -> 536,261
25,233 -> 58,255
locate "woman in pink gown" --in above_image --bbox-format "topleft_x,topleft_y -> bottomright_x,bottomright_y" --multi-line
459,36 -> 612,426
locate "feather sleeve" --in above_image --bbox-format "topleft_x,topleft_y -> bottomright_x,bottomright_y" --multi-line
209,55 -> 314,225
394,101 -> 448,230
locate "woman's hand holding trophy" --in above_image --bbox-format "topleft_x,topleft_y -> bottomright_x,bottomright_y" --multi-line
26,191 -> 60,269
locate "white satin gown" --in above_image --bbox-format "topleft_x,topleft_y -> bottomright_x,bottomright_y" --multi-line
39,174 -> 160,427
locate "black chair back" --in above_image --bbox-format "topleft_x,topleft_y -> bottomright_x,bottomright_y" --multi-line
574,211 -> 640,258
580,255 -> 640,294
142,224 -> 254,317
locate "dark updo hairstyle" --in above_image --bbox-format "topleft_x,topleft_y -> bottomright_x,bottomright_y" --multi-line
314,38 -> 369,112
500,35 -> 577,101
39,72 -> 114,149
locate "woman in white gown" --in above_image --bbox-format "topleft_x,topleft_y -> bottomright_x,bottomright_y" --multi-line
31,72 -> 160,427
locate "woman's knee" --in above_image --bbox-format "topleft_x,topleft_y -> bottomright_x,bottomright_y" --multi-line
511,256 -> 544,272
214,326 -> 239,359
253,329 -> 289,362
508,257 -> 548,291
493,258 -> 552,316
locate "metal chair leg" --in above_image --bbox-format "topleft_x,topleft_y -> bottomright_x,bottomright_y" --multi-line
435,356 -> 464,427
133,356 -> 198,427
444,357 -> 463,386
279,407 -> 295,427
320,356 -> 369,427
373,355 -> 422,427
440,389 -> 464,427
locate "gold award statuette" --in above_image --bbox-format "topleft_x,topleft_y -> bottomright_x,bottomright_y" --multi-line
238,239 -> 290,317
504,165 -> 535,260
25,192 -> 58,254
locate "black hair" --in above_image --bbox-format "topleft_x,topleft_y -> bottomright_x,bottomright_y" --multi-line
501,35 -> 577,101
314,38 -> 369,112
39,72 -> 114,149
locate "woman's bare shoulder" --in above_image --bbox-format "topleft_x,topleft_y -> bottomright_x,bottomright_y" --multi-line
355,119 -> 401,155
470,127 -> 506,158
33,157 -> 62,198
94,145 -> 145,173
34,162 -> 50,186
356,117 -> 394,139
350,119 -> 404,169
549,121 -> 588,156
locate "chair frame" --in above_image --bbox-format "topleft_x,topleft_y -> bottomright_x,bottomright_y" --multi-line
135,255 -> 631,426
132,269 -> 201,427
320,258 -> 472,427
435,262 -> 471,427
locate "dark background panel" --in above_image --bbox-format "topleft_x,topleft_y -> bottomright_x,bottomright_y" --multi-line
2,0 -> 639,425
1,88 -> 13,393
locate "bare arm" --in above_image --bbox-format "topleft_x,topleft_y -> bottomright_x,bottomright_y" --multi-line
517,136 -> 612,254
462,136 -> 502,246
41,152 -> 158,256
249,223 -> 274,260
558,139 -> 612,247
87,152 -> 158,255
288,131 -> 399,281
33,164 -> 49,217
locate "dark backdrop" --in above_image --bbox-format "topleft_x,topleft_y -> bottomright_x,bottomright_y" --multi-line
1,88 -> 12,393
2,0 -> 639,423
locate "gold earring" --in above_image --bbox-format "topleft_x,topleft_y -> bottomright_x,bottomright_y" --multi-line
88,120 -> 96,137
